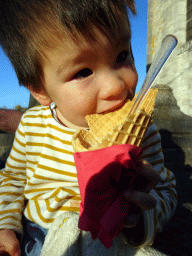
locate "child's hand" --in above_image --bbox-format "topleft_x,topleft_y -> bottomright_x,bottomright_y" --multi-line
124,160 -> 161,228
0,229 -> 21,256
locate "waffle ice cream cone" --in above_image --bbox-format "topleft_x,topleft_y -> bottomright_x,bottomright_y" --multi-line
72,88 -> 158,152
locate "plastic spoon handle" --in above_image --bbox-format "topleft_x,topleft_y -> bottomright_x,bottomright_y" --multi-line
129,34 -> 178,115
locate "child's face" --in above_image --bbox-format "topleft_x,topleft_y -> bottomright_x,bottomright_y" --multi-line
30,18 -> 138,129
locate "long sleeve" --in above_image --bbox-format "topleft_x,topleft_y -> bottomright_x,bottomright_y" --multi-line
0,119 -> 27,234
0,105 -> 80,232
122,123 -> 178,247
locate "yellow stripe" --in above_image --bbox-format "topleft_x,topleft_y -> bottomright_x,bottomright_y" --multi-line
53,195 -> 81,203
158,166 -> 164,174
0,200 -> 23,206
54,195 -> 81,202
139,148 -> 162,160
47,123 -> 75,136
36,153 -> 74,166
0,173 -> 25,182
27,145 -> 73,156
56,187 -> 78,196
170,189 -> 178,200
22,115 -> 75,136
17,127 -> 25,137
48,187 -> 78,199
25,187 -> 53,194
22,123 -> 48,129
150,159 -> 164,167
25,132 -> 72,146
158,168 -> 175,184
60,207 -> 80,212
27,178 -> 78,186
6,162 -> 25,171
170,176 -> 176,183
27,159 -> 38,165
34,200 -> 54,223
0,222 -> 19,228
15,136 -> 25,148
157,184 -> 177,192
1,184 -> 25,189
165,168 -> 171,181
45,200 -> 61,212
142,129 -> 159,144
27,167 -> 35,173
157,186 -> 178,202
4,170 -> 25,176
27,106 -> 48,112
26,203 -> 35,223
51,187 -> 78,197
45,200 -> 80,212
25,187 -> 77,196
58,195 -> 81,200
0,216 -> 19,222
0,192 -> 22,196
0,177 -> 12,183
38,164 -> 76,177
12,145 -> 25,156
26,175 -> 30,180
9,154 -> 26,164
0,209 -> 21,214
142,139 -> 161,151
24,114 -> 53,119
30,173 -> 68,183
31,193 -> 45,200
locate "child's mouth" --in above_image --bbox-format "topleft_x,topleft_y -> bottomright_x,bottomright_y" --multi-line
101,100 -> 127,115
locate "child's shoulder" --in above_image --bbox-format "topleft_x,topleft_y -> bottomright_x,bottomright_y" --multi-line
23,104 -> 50,116
21,105 -> 53,124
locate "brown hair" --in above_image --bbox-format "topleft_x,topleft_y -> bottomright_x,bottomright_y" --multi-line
0,0 -> 136,92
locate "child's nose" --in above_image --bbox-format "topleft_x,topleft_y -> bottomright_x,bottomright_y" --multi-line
99,73 -> 125,100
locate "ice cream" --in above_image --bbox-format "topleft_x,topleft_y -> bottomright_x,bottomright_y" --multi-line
72,88 -> 158,151
72,88 -> 158,249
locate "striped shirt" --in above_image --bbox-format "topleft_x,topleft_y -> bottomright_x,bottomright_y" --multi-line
0,104 -> 177,246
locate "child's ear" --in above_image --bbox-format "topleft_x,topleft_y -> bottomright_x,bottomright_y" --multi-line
27,85 -> 52,106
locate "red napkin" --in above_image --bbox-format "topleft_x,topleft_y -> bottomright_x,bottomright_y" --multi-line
73,144 -> 151,248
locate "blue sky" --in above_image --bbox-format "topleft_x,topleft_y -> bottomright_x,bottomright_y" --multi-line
0,0 -> 148,109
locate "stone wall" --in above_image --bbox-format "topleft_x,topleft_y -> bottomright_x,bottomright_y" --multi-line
147,2 -> 192,253
147,0 -> 192,117
153,84 -> 192,168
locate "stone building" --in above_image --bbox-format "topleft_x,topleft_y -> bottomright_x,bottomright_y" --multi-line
147,1 -> 192,255
147,0 -> 192,168
147,0 -> 192,117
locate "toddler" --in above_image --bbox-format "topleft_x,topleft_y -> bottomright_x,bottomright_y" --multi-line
0,0 -> 177,255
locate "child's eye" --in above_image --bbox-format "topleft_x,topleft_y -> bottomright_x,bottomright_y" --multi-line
73,68 -> 93,80
116,50 -> 129,64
